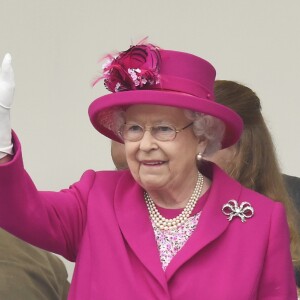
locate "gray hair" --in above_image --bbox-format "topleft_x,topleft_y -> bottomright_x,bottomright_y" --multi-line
184,110 -> 225,156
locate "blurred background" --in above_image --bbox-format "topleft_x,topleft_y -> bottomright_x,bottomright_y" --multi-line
1,0 -> 299,280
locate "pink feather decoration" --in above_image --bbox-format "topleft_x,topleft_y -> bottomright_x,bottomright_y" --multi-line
93,39 -> 161,93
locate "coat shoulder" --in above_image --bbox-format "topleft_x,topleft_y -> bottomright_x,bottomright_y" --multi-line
239,184 -> 283,209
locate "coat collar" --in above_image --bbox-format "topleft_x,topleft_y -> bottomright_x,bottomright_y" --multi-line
165,163 -> 242,280
114,173 -> 168,291
114,163 -> 242,285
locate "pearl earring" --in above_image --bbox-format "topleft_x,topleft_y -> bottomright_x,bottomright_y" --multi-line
196,152 -> 203,161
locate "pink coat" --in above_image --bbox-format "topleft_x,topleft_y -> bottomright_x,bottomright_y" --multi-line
0,134 -> 297,299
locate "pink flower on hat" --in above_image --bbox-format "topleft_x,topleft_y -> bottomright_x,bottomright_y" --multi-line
94,42 -> 161,93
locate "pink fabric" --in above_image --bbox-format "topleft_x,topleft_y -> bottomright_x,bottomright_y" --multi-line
156,50 -> 215,99
88,49 -> 243,149
0,133 -> 297,299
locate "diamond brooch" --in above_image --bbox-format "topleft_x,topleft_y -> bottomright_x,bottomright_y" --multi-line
222,200 -> 254,223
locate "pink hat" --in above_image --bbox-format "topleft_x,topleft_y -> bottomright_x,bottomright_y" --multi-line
88,42 -> 243,148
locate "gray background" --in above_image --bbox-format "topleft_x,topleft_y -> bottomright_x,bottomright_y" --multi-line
1,0 -> 299,280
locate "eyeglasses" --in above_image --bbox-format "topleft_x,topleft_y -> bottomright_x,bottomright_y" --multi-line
118,122 -> 193,142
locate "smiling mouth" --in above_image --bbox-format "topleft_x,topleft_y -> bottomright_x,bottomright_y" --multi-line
141,161 -> 165,166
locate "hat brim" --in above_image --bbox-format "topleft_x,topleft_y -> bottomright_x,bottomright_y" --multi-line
88,90 -> 243,149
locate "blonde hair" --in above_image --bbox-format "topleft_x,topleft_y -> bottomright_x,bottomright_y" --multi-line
214,80 -> 300,267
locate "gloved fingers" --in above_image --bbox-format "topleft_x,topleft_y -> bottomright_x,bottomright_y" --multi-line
0,53 -> 15,109
0,53 -> 15,86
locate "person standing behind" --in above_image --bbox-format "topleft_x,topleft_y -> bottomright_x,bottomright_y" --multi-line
0,228 -> 70,300
208,80 -> 300,281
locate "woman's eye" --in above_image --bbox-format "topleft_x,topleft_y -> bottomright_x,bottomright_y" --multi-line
157,126 -> 173,132
128,125 -> 142,132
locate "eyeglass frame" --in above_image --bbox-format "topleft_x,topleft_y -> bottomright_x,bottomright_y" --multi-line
118,122 -> 194,142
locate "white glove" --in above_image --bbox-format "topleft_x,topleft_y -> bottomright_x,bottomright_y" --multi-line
0,53 -> 15,159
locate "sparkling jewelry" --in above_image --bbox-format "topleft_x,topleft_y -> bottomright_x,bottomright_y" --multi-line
222,200 -> 254,223
144,172 -> 204,230
196,152 -> 203,161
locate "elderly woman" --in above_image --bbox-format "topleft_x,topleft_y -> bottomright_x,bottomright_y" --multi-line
0,43 -> 297,299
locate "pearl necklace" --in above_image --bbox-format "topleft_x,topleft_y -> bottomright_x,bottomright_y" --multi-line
144,172 -> 204,230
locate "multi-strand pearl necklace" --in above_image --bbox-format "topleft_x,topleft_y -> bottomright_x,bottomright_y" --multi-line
144,172 -> 204,230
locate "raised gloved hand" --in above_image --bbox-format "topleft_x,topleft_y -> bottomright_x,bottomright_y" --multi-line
0,53 -> 15,159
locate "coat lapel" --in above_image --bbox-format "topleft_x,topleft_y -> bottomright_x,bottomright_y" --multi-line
165,164 -> 243,281
114,171 -> 168,290
114,165 -> 243,285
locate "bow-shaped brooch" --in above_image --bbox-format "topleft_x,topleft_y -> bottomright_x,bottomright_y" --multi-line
222,200 -> 254,223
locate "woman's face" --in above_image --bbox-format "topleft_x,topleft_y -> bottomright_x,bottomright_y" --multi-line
123,105 -> 206,192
